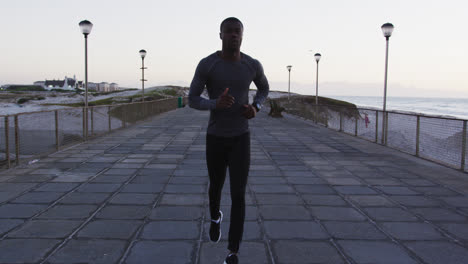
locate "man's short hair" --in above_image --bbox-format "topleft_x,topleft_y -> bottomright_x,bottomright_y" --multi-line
220,17 -> 244,32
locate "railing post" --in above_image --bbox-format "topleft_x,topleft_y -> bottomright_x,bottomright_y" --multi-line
122,106 -> 126,128
315,103 -> 318,124
375,110 -> 379,143
384,112 -> 389,145
55,110 -> 59,151
82,108 -> 86,141
381,111 -> 385,145
325,106 -> 328,128
14,115 -> 19,165
416,115 -> 420,157
108,106 -> 111,132
85,107 -> 88,141
91,107 -> 94,136
5,117 -> 10,169
339,110 -> 343,132
355,115 -> 358,136
461,120 -> 467,171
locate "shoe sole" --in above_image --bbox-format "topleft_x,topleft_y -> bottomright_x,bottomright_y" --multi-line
223,255 -> 236,264
211,210 -> 223,243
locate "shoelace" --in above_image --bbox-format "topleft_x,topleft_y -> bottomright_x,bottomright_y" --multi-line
211,217 -> 221,224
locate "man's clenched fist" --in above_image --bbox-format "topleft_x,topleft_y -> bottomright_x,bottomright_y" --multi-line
216,88 -> 235,109
242,104 -> 256,119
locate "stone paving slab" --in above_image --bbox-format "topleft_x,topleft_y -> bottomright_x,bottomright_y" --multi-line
7,220 -> 82,238
1,107 -> 468,263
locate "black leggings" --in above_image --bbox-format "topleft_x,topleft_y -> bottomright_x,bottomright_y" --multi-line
206,132 -> 250,253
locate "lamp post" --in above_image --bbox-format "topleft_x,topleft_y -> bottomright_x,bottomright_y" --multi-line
314,53 -> 321,123
139,49 -> 147,102
381,22 -> 394,144
79,20 -> 93,140
287,65 -> 292,101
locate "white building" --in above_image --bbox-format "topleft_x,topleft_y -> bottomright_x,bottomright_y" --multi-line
86,82 -> 97,91
33,76 -> 117,92
98,82 -> 109,92
110,83 -> 119,91
33,81 -> 45,87
88,82 -> 118,92
35,76 -> 78,91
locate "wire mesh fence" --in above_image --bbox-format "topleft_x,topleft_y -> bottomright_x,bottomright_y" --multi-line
327,108 -> 341,131
419,116 -> 464,168
280,103 -> 468,172
357,109 -> 378,142
17,111 -> 56,161
58,108 -> 85,148
0,116 -> 15,168
0,97 -> 182,169
2,98 -> 466,172
386,112 -> 418,154
342,113 -> 357,136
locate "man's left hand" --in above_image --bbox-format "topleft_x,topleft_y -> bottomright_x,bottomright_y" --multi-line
242,104 -> 257,119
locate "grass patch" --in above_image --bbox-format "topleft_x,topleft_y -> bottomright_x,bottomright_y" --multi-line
128,92 -> 166,101
90,89 -> 136,96
51,89 -> 73,93
16,96 -> 46,104
17,98 -> 30,104
160,88 -> 178,96
44,97 -> 118,107
269,95 -> 360,125
7,85 -> 46,91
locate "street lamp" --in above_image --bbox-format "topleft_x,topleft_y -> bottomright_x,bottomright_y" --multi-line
79,19 -> 93,140
139,49 -> 147,101
286,65 -> 292,101
381,22 -> 394,144
314,53 -> 321,123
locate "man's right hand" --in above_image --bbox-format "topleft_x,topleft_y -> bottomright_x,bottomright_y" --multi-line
216,88 -> 235,109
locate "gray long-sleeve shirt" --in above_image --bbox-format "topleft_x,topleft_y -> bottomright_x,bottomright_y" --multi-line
189,51 -> 269,137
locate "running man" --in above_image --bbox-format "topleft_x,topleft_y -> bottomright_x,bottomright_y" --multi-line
188,17 -> 269,264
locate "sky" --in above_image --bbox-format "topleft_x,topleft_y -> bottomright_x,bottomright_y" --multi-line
1,0 -> 467,98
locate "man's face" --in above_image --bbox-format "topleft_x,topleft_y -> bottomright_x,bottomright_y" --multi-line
220,21 -> 243,51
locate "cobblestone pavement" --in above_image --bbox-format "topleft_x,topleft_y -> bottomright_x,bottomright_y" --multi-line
1,107 -> 468,264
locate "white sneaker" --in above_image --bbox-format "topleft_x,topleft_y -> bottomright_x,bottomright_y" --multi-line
209,210 -> 223,243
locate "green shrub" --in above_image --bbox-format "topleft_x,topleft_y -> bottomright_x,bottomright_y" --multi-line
161,88 -> 178,96
51,89 -> 73,93
7,85 -> 46,91
268,100 -> 285,118
17,98 -> 30,104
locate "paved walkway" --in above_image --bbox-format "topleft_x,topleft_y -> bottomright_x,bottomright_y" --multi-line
1,107 -> 468,264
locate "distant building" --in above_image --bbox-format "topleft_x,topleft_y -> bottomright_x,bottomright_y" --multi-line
35,76 -> 78,91
86,82 -> 118,92
110,83 -> 119,91
33,76 -> 117,92
33,81 -> 45,87
87,82 -> 98,91
98,82 -> 109,92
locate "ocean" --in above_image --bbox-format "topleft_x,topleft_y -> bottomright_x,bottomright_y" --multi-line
328,96 -> 468,120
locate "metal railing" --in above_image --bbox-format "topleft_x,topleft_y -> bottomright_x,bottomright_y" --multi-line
0,97 -> 187,169
286,104 -> 468,172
